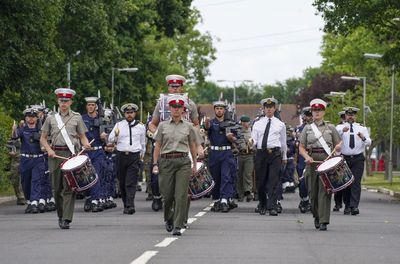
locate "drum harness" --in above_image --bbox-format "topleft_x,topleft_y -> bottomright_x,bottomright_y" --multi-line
310,123 -> 330,155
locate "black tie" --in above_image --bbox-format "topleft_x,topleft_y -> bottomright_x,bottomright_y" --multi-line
349,123 -> 355,149
129,121 -> 136,145
261,118 -> 271,149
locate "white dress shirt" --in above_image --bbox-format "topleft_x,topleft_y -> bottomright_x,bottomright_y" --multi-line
336,122 -> 371,155
108,119 -> 146,156
251,116 -> 287,160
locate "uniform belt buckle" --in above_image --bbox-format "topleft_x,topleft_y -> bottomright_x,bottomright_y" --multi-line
267,149 -> 273,154
124,151 -> 130,155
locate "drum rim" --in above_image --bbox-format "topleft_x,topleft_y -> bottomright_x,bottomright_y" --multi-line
317,156 -> 343,172
61,155 -> 89,171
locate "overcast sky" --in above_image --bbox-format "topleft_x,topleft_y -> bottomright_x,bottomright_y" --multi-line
192,0 -> 325,86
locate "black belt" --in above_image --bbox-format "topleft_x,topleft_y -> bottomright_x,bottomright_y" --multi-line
343,153 -> 364,159
51,145 -> 69,151
118,151 -> 140,156
160,152 -> 188,159
257,147 -> 280,154
308,148 -> 326,154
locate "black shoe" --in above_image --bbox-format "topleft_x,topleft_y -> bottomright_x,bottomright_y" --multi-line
146,194 -> 154,201
152,198 -> 162,211
298,201 -> 309,213
351,208 -> 359,215
110,200 -> 117,208
228,200 -> 238,210
276,202 -> 282,214
246,193 -> 253,203
123,207 -> 135,215
38,203 -> 46,213
333,204 -> 341,212
269,209 -> 278,216
211,201 -> 221,212
84,199 -> 92,212
172,227 -> 181,236
25,204 -> 32,214
165,220 -> 173,232
16,198 -> 26,205
221,202 -> 229,213
319,223 -> 327,231
59,220 -> 70,229
343,207 -> 351,215
136,184 -> 142,192
31,204 -> 39,214
259,207 -> 267,215
237,197 -> 244,202
46,202 -> 56,212
183,221 -> 188,229
58,218 -> 63,228
314,218 -> 320,229
91,203 -> 103,213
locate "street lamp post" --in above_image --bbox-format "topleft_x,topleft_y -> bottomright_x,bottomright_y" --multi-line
67,50 -> 81,89
216,79 -> 253,109
364,53 -> 395,184
340,76 -> 367,126
111,67 -> 139,107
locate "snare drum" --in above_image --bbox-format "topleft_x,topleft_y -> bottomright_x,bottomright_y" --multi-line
316,156 -> 354,194
188,162 -> 214,200
61,155 -> 98,192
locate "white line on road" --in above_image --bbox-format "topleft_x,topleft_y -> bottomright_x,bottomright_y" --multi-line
203,206 -> 211,211
181,228 -> 186,234
130,250 -> 158,264
155,237 -> 178,247
195,211 -> 206,217
187,217 -> 197,224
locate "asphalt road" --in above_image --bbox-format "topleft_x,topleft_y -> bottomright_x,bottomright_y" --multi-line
0,189 -> 399,264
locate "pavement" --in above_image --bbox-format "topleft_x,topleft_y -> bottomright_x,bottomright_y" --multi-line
0,188 -> 399,264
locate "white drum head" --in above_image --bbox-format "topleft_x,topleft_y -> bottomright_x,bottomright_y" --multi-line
62,155 -> 88,170
317,156 -> 342,172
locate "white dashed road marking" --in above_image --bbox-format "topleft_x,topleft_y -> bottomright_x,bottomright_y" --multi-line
187,217 -> 197,224
155,237 -> 178,247
195,211 -> 206,217
130,250 -> 158,264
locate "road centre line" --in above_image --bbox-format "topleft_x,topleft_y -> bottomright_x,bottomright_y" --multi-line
130,250 -> 158,264
203,206 -> 211,211
155,237 -> 178,247
195,211 -> 206,217
187,217 -> 197,224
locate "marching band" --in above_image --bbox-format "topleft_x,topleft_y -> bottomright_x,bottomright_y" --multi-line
6,75 -> 372,234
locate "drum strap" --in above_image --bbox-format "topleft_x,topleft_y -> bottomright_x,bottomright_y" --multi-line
310,123 -> 330,155
55,113 -> 76,155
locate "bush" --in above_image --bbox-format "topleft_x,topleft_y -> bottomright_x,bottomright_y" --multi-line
0,110 -> 13,191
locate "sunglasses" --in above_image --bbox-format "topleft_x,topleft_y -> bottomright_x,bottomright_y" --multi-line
171,105 -> 183,108
58,99 -> 71,103
125,111 -> 135,114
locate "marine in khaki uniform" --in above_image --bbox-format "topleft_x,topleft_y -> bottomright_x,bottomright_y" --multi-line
299,98 -> 342,231
236,115 -> 254,202
152,95 -> 199,236
40,88 -> 91,229
7,138 -> 26,205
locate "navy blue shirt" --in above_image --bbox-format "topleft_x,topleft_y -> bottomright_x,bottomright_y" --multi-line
82,114 -> 103,147
17,126 -> 43,154
208,118 -> 231,146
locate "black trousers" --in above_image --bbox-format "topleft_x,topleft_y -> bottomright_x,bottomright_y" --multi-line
343,154 -> 365,208
255,149 -> 282,210
117,151 -> 140,208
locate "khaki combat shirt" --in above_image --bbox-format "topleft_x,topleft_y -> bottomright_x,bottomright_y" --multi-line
154,119 -> 198,154
41,110 -> 87,147
152,98 -> 199,121
299,120 -> 341,151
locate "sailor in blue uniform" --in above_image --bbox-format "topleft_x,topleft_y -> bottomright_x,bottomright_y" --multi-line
295,107 -> 313,213
82,97 -> 107,212
206,101 -> 237,213
12,108 -> 47,213
101,142 -> 117,208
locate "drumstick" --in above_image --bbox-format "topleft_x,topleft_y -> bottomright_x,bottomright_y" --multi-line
323,149 -> 337,162
77,139 -> 96,156
54,154 -> 69,160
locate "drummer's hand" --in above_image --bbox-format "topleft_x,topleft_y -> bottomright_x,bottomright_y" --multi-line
48,149 -> 56,158
334,144 -> 341,153
305,155 -> 314,164
342,126 -> 349,132
191,163 -> 197,174
83,143 -> 92,150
